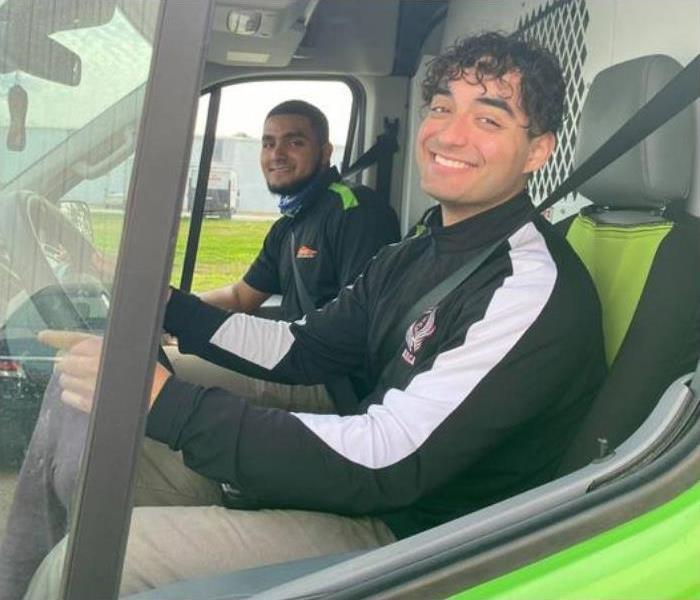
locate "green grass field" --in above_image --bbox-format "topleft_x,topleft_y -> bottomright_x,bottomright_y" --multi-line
91,212 -> 274,292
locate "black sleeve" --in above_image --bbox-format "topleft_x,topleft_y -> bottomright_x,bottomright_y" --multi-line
148,256 -> 599,518
242,217 -> 285,294
162,251 -> 381,384
329,186 -> 400,287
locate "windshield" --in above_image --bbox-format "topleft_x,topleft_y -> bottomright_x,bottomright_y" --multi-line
0,5 -> 153,187
0,1 -> 158,597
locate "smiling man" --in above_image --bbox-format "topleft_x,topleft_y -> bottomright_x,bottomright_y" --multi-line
21,33 -> 606,597
200,100 -> 400,321
417,72 -> 554,224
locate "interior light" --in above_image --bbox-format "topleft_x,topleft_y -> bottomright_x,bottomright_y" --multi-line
227,10 -> 263,36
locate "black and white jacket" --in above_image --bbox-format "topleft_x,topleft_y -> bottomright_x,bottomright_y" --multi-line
148,192 -> 606,539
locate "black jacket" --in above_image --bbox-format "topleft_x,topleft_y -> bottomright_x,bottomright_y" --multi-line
150,192 -> 606,538
244,166 -> 400,321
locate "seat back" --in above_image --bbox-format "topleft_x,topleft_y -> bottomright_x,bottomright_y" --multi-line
557,54 -> 700,473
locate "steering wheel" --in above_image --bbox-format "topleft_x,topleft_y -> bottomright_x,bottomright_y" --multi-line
0,190 -> 173,371
0,190 -> 102,292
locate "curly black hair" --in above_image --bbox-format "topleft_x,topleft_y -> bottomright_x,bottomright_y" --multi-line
422,32 -> 566,137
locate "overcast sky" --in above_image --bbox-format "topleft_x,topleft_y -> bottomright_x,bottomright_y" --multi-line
194,80 -> 353,145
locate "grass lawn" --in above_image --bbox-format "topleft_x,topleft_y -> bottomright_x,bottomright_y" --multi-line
91,212 -> 274,292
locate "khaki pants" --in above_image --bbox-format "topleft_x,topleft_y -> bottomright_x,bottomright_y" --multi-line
23,364 -> 394,598
162,346 -> 337,414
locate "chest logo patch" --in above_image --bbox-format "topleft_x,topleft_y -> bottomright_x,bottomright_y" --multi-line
296,245 -> 318,259
402,307 -> 437,366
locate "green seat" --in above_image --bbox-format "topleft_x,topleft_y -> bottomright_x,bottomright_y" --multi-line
567,213 -> 674,367
556,54 -> 700,474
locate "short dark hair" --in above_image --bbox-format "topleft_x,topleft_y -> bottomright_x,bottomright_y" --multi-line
266,100 -> 329,145
422,32 -> 565,137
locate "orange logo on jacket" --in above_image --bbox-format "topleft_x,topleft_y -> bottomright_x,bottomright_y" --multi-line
296,245 -> 318,259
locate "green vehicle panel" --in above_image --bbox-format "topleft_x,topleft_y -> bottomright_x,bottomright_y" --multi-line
456,482 -> 700,600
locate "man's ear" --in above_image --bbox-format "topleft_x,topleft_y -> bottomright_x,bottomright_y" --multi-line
523,132 -> 556,175
321,142 -> 333,166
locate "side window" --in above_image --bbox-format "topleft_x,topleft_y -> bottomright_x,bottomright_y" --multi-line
173,80 -> 355,294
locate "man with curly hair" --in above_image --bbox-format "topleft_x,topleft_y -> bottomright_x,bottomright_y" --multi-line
23,32 -> 605,597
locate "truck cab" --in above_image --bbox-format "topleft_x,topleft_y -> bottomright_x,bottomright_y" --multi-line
0,1 -> 699,599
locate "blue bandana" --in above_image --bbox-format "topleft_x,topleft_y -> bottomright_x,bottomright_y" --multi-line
278,169 -> 328,217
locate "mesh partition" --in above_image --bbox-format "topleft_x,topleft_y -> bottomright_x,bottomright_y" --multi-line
517,0 -> 590,220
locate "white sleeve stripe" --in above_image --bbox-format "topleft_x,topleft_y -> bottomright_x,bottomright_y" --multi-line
210,314 -> 295,370
292,222 -> 557,469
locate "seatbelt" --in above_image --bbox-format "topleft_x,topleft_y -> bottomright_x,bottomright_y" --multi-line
376,118 -> 399,203
341,117 -> 399,202
378,53 -> 700,369
290,231 -> 359,415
